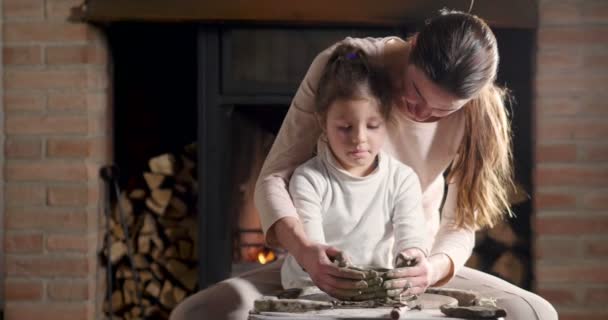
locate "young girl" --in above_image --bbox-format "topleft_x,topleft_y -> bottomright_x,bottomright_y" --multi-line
281,44 -> 429,291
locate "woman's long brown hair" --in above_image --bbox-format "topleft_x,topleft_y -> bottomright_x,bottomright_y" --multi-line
411,10 -> 515,229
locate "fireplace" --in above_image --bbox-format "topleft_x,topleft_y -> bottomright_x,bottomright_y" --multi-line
108,22 -> 535,288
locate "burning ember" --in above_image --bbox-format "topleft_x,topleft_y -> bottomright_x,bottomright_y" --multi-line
257,248 -> 276,264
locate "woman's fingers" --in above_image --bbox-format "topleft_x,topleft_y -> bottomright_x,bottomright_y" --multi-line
324,264 -> 367,280
385,264 -> 422,279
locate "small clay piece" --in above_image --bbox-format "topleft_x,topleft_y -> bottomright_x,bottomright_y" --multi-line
253,296 -> 333,313
440,304 -> 507,319
426,287 -> 479,306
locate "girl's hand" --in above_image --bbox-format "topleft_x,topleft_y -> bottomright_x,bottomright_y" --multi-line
295,243 -> 367,299
383,248 -> 433,295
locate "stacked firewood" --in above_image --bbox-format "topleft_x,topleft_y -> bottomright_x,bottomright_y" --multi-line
101,144 -> 198,320
465,182 -> 529,288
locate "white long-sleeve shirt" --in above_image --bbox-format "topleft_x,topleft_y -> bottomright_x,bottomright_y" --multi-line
255,36 -> 475,285
281,140 -> 429,289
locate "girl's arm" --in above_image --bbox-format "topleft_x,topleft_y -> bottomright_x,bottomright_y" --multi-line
392,166 -> 429,258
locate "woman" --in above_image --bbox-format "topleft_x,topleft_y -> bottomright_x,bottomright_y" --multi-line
171,10 -> 558,320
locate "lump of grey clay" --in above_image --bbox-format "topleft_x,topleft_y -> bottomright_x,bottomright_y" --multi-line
440,304 -> 507,319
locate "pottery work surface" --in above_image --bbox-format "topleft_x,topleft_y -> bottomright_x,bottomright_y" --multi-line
250,293 -> 463,319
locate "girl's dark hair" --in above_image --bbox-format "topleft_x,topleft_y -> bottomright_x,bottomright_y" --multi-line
315,43 -> 392,120
410,9 -> 499,99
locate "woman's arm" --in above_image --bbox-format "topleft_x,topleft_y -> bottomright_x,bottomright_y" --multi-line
430,179 -> 476,285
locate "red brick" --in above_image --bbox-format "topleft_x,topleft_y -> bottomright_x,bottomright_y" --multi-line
5,255 -> 90,277
5,69 -> 87,90
5,207 -> 87,231
89,137 -> 111,160
46,45 -> 88,65
5,183 -> 46,205
87,110 -> 111,135
47,280 -> 90,300
581,144 -> 608,161
560,310 -> 608,320
535,237 -> 580,260
47,185 -> 88,206
3,280 -> 44,301
6,114 -> 87,135
87,67 -> 109,89
3,92 -> 46,112
582,191 -> 608,209
536,264 -> 608,283
2,0 -> 44,19
46,0 -> 84,19
536,287 -> 577,305
4,138 -> 42,159
534,191 -> 577,209
4,302 -> 90,320
536,96 -> 608,117
536,72 -> 608,96
47,92 -> 86,112
583,52 -> 608,70
536,143 -> 577,163
6,161 -> 87,182
3,45 -> 42,65
585,288 -> 608,305
584,239 -> 608,256
538,118 -> 608,141
535,216 -> 608,236
47,138 -> 91,158
539,2 -> 581,26
537,49 -> 581,72
4,232 -> 44,253
538,26 -> 608,48
46,233 -> 90,253
3,21 -> 89,43
581,1 -> 608,24
535,166 -> 608,187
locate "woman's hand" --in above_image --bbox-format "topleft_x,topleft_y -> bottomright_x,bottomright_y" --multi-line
294,243 -> 367,299
383,248 -> 434,296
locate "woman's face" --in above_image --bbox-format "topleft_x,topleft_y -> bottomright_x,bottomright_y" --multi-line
397,64 -> 470,122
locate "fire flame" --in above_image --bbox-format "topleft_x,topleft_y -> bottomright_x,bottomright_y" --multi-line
257,248 -> 276,264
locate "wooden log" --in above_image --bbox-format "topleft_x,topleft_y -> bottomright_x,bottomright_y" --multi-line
149,154 -> 176,176
491,251 -> 525,287
139,214 -> 156,235
167,197 -> 188,219
129,189 -> 146,200
110,241 -> 127,264
160,280 -> 176,308
133,254 -> 149,269
164,245 -> 179,259
116,266 -> 133,279
178,240 -> 193,260
138,236 -> 152,254
144,172 -> 165,190
145,280 -> 161,298
487,221 -> 519,248
111,290 -> 124,312
145,189 -> 172,215
174,286 -> 187,304
150,262 -> 164,280
139,270 -> 154,282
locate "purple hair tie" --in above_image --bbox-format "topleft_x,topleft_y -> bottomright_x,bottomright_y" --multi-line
346,52 -> 358,60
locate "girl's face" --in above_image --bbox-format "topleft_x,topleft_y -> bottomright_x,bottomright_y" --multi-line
323,98 -> 387,177
396,64 -> 470,122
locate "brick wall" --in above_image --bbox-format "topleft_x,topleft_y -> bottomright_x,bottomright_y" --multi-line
1,0 -> 111,319
535,0 -> 608,319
